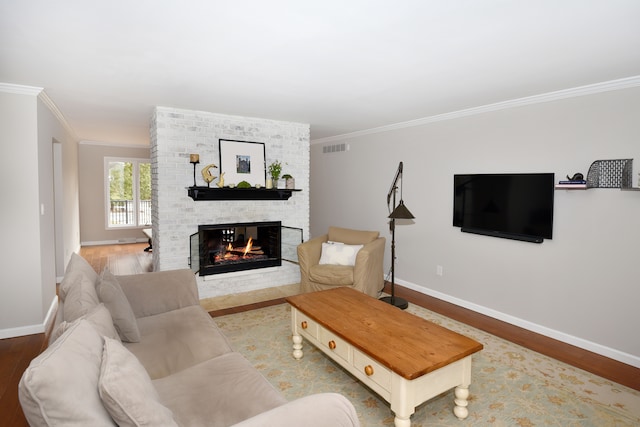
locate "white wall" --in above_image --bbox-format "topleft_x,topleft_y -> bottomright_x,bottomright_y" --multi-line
0,86 -> 79,339
78,141 -> 151,245
310,84 -> 640,367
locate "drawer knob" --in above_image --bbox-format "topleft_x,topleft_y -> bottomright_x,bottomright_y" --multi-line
328,340 -> 336,350
301,321 -> 308,329
364,365 -> 374,376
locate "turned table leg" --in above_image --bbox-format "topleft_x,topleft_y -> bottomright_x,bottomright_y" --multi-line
453,385 -> 469,419
292,334 -> 303,359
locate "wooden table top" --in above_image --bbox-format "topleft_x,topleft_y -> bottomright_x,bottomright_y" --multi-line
286,287 -> 483,380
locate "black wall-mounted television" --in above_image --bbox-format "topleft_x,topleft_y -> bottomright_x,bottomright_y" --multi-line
453,173 -> 555,243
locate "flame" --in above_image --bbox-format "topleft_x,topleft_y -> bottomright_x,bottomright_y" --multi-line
243,237 -> 253,256
227,243 -> 233,251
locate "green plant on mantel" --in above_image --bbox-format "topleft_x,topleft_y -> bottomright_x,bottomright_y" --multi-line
268,161 -> 282,181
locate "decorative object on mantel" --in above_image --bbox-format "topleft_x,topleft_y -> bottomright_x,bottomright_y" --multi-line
268,160 -> 282,189
266,177 -> 273,189
201,163 -> 218,188
237,180 -> 251,188
189,154 -> 200,187
380,161 -> 415,310
219,139 -> 266,188
217,172 -> 225,188
282,174 -> 295,189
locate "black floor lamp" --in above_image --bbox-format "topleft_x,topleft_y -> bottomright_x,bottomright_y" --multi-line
380,161 -> 415,310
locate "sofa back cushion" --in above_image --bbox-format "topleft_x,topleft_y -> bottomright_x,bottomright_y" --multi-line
328,226 -> 379,245
19,320 -> 116,426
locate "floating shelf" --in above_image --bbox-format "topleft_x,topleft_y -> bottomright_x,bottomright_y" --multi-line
555,158 -> 639,191
187,186 -> 301,201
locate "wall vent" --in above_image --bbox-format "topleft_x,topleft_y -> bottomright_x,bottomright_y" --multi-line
322,143 -> 347,154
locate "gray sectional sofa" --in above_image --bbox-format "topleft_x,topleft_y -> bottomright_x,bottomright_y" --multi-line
19,253 -> 359,426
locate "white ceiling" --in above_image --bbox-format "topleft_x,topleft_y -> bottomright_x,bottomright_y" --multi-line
1,1 -> 639,145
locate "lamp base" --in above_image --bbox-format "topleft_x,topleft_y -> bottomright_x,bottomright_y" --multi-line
379,295 -> 408,310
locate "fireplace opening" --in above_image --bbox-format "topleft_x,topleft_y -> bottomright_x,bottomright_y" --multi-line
191,221 -> 282,275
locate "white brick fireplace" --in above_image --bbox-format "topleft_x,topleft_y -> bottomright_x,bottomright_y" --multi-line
150,107 -> 310,299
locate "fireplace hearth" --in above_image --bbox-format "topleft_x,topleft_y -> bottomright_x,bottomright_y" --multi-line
190,221 -> 282,276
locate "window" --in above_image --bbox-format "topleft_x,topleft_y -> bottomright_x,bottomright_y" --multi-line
105,158 -> 151,228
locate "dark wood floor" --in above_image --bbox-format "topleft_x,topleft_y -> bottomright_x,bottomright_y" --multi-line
2,243 -> 638,425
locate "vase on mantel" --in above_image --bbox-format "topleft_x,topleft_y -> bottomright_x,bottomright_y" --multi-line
266,178 -> 273,189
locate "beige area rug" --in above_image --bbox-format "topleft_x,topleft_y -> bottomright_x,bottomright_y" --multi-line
215,303 -> 640,426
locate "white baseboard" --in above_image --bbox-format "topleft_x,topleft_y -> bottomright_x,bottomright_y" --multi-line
0,296 -> 58,340
397,279 -> 640,369
81,238 -> 148,246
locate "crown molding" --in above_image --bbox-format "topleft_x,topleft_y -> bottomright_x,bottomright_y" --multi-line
0,82 -> 43,96
311,75 -> 640,145
79,140 -> 150,149
38,90 -> 78,140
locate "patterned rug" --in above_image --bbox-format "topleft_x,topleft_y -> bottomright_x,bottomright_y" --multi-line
214,303 -> 640,426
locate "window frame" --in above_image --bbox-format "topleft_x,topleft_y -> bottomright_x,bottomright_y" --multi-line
104,157 -> 151,230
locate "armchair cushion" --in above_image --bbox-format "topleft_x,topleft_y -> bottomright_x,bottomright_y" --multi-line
319,242 -> 363,266
310,264 -> 354,286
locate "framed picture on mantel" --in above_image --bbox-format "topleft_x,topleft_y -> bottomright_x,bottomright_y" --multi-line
219,139 -> 266,188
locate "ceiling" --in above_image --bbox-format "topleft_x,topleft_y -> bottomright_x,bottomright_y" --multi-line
1,1 -> 639,145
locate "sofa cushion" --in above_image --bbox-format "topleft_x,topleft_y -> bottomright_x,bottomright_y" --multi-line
328,226 -> 379,245
62,273 -> 101,322
125,305 -> 234,379
97,269 -> 141,343
59,252 -> 99,301
319,242 -> 363,266
99,337 -> 177,426
309,264 -> 354,286
18,320 -> 116,426
52,303 -> 121,344
153,352 -> 287,427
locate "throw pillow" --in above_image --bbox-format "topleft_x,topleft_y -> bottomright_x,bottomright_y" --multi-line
18,320 -> 116,427
318,241 -> 363,266
59,252 -> 99,301
99,337 -> 177,427
52,303 -> 122,344
97,268 -> 141,343
63,273 -> 101,322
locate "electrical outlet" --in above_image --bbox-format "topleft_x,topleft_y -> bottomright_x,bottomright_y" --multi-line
436,265 -> 443,276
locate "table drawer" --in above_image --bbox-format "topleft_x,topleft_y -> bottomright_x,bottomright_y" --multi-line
353,349 -> 391,390
295,310 -> 319,340
319,328 -> 350,362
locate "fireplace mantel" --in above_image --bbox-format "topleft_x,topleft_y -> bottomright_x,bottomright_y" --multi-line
188,187 -> 301,201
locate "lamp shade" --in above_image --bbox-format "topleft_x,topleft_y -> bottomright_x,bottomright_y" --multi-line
389,200 -> 415,219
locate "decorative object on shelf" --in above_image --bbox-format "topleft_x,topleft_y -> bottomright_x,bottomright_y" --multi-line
237,180 -> 251,188
566,172 -> 583,181
586,158 -> 632,188
219,139 -> 266,188
268,160 -> 282,188
189,154 -> 200,187
283,174 -> 295,189
201,163 -> 217,188
266,177 -> 273,189
255,183 -> 262,189
216,172 -> 225,188
380,161 -> 415,310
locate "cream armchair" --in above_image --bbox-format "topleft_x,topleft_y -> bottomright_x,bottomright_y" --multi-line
297,226 -> 386,298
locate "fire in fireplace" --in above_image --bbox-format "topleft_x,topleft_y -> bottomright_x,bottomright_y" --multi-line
190,221 -> 282,275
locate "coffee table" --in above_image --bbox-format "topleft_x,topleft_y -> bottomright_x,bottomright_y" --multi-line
286,287 -> 483,427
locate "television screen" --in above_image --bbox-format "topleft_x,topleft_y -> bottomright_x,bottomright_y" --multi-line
453,173 -> 555,243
